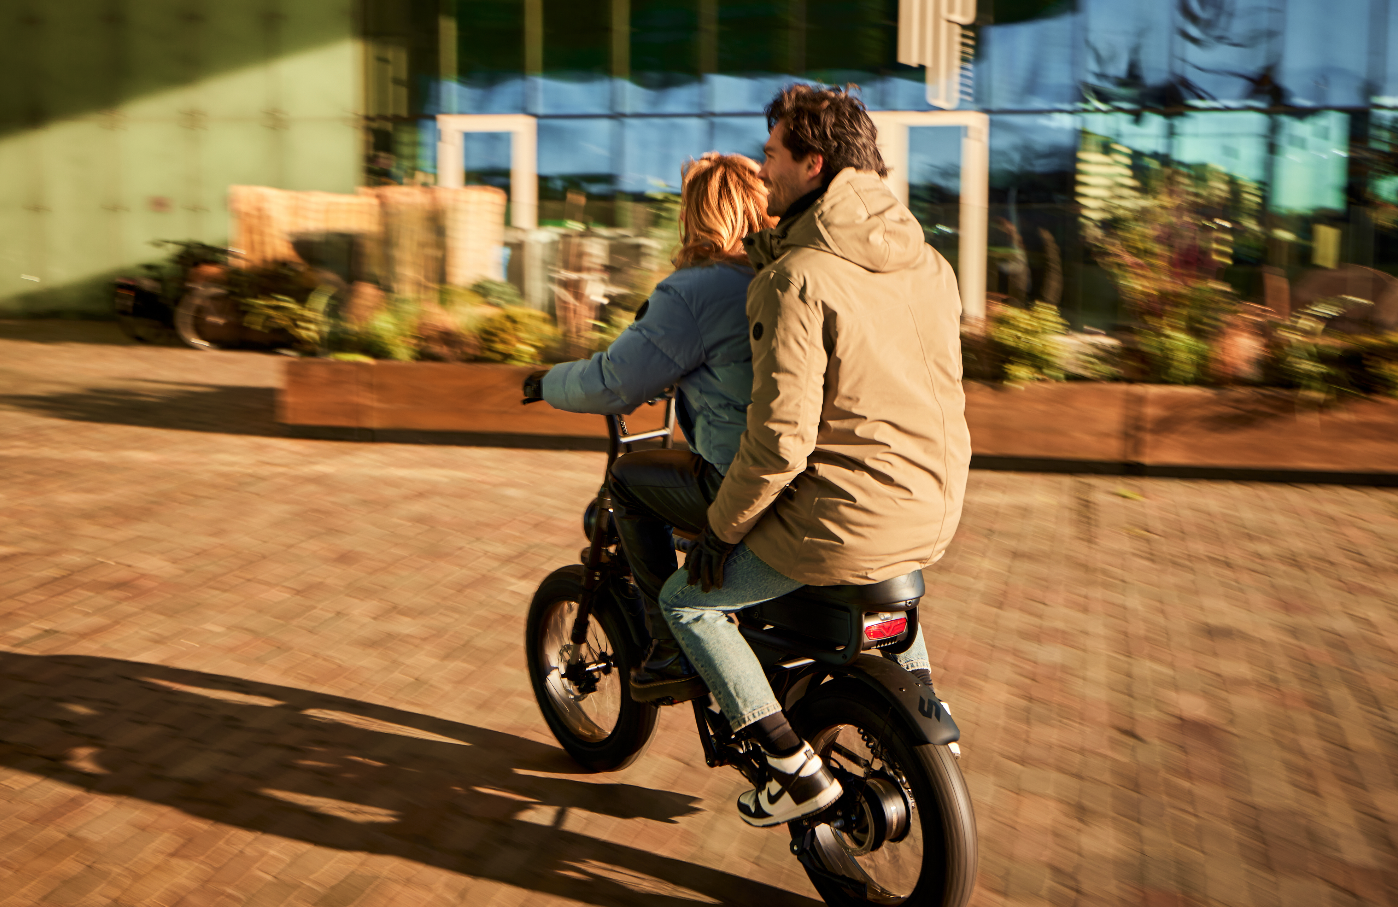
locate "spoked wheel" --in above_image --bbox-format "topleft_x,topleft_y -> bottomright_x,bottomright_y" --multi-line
790,684 -> 977,907
175,287 -> 242,351
525,565 -> 658,772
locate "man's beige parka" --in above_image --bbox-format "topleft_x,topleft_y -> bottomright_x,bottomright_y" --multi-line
706,167 -> 972,585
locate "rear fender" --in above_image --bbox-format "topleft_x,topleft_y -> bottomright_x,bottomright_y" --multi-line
786,654 -> 960,746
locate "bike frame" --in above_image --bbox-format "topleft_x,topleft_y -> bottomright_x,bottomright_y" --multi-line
562,395 -> 678,688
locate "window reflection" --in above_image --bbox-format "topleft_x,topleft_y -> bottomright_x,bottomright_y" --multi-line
538,118 -> 617,222
711,116 -> 770,160
456,0 -> 527,113
908,126 -> 963,263
1172,111 -> 1271,185
629,0 -> 703,114
1174,0 -> 1283,106
977,11 -> 1079,110
1080,0 -> 1172,109
1278,0 -> 1371,108
1272,112 -> 1350,213
462,132 -> 513,191
397,0 -> 1398,314
620,118 -> 709,194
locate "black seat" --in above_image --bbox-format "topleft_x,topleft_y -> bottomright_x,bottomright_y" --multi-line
782,570 -> 925,608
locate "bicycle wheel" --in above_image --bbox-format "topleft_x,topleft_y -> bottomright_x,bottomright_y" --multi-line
175,287 -> 242,351
789,682 -> 977,907
526,565 -> 658,772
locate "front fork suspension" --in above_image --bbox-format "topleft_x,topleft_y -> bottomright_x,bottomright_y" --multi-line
563,483 -> 617,691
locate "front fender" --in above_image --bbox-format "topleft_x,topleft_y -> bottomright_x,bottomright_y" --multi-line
786,654 -> 960,746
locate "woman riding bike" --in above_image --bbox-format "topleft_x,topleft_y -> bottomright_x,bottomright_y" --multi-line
522,152 -> 773,701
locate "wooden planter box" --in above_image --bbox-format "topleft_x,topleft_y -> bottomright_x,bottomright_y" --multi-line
965,382 -> 1398,481
280,359 -> 1398,481
278,359 -> 666,446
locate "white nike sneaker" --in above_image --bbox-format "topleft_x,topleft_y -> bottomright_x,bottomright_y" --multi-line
737,742 -> 843,827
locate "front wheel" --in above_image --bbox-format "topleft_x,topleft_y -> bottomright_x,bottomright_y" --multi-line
789,682 -> 978,907
525,565 -> 658,772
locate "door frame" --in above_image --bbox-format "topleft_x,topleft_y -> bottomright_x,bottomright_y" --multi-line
869,110 -> 989,322
436,114 -> 538,230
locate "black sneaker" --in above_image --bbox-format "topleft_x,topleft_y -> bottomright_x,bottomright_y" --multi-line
737,742 -> 843,827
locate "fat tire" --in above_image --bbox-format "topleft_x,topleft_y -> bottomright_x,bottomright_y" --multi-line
789,682 -> 977,907
526,565 -> 658,772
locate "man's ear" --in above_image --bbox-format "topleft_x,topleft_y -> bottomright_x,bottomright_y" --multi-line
803,153 -> 825,183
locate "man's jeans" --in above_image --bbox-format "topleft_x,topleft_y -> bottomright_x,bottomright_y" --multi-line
660,544 -> 933,733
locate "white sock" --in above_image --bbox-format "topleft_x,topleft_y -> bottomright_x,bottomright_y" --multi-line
766,745 -> 813,774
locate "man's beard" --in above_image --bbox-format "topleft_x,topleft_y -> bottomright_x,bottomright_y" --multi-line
765,185 -> 789,218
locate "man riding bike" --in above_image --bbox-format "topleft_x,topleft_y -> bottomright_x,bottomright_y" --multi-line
655,85 -> 973,828
522,153 -> 775,701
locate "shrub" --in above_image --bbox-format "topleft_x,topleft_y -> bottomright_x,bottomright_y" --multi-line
327,297 -> 418,361
962,302 -> 1069,383
476,307 -> 561,365
1133,319 -> 1212,385
415,304 -> 482,362
1264,329 -> 1398,399
240,286 -> 333,353
470,279 -> 523,308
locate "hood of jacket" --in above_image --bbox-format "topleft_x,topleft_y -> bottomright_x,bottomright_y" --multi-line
744,168 -> 926,274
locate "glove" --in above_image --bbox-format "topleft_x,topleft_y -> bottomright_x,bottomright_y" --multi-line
685,525 -> 736,593
521,369 -> 549,404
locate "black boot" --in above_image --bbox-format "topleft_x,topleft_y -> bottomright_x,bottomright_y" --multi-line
629,597 -> 707,703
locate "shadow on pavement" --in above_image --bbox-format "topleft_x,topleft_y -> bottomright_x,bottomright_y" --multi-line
0,653 -> 815,906
0,381 -> 285,438
0,319 -> 151,346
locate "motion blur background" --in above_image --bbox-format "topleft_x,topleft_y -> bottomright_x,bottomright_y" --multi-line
2,0 -> 1396,328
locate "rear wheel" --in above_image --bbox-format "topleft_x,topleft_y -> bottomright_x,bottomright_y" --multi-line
526,565 -> 658,772
789,683 -> 977,907
175,287 -> 242,350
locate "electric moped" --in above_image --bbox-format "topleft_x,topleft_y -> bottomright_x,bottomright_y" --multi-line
524,396 -> 977,906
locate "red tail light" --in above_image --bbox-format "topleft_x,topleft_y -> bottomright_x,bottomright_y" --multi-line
864,615 -> 907,641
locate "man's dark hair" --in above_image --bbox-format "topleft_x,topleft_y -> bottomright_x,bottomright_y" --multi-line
764,84 -> 887,185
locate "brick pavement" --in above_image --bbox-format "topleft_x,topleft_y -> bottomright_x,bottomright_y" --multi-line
1,320 -> 1396,907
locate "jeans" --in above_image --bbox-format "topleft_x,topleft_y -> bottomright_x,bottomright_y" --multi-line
660,544 -> 934,733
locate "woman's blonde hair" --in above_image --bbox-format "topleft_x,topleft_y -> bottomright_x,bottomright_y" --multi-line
674,152 -> 775,269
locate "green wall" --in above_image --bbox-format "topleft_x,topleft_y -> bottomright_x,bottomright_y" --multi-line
0,0 -> 361,317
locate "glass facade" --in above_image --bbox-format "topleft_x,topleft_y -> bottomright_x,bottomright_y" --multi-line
364,0 -> 1398,326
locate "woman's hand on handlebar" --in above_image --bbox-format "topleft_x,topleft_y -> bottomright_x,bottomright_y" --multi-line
521,369 -> 549,405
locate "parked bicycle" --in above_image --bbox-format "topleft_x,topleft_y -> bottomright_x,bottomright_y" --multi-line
114,240 -> 346,352
524,395 -> 978,907
113,240 -> 230,346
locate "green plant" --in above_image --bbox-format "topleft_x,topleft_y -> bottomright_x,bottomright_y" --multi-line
327,297 -> 419,361
1133,318 -> 1212,385
1265,328 -> 1398,400
962,302 -> 1069,383
476,307 -> 561,365
470,278 -> 523,308
1084,162 -> 1255,383
240,285 -> 334,352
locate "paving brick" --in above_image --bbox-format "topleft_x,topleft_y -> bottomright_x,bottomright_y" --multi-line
3,321 -> 1398,907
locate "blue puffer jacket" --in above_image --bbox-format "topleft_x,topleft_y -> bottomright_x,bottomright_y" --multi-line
542,263 -> 754,473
